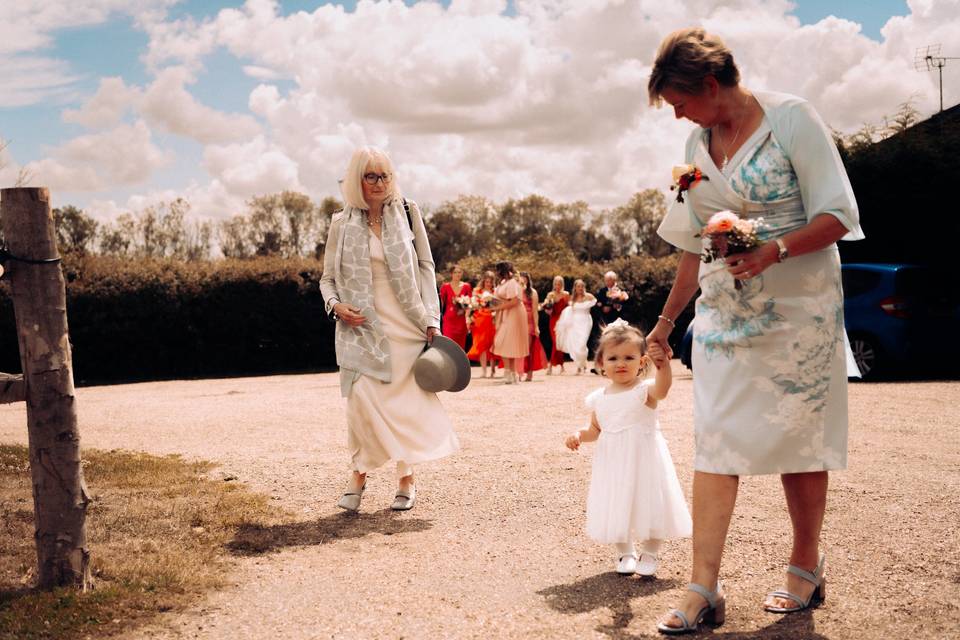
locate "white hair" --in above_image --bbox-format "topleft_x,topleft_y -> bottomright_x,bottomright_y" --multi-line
341,146 -> 401,209
604,271 -> 617,280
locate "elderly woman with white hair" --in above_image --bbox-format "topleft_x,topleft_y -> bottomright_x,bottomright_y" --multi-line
320,146 -> 459,512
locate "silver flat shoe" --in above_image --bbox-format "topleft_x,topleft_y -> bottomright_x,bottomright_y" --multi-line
337,481 -> 366,512
391,485 -> 416,511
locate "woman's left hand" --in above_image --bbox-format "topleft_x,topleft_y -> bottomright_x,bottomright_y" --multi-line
725,242 -> 780,282
426,327 -> 440,344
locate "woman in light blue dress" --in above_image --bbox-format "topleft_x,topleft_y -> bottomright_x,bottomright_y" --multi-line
645,28 -> 864,635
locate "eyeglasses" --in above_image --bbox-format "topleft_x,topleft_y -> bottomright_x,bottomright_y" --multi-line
363,172 -> 392,186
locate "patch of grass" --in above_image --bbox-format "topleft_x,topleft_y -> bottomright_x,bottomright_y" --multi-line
0,444 -> 283,640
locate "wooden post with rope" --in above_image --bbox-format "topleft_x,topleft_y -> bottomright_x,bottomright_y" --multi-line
0,187 -> 91,590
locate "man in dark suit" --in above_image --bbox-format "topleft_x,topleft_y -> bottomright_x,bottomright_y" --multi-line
595,270 -> 629,326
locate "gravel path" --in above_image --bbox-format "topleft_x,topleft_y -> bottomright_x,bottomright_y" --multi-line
1,363 -> 957,639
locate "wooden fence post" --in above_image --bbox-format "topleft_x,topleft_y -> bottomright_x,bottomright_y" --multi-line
0,187 -> 91,590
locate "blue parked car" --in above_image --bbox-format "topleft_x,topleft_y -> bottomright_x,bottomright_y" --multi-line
679,263 -> 959,379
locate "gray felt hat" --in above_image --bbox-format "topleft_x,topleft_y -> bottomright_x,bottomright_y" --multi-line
413,335 -> 471,393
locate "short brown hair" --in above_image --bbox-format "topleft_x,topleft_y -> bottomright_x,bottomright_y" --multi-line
648,27 -> 740,106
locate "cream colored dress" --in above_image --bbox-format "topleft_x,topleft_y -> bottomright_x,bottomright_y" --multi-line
345,234 -> 459,476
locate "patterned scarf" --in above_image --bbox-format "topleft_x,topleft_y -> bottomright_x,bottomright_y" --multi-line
333,198 -> 430,382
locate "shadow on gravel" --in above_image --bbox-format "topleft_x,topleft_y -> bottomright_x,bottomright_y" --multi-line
612,609 -> 829,639
226,509 -> 433,556
538,572 -> 679,635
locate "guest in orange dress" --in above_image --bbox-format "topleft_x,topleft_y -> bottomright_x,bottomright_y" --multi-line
466,270 -> 500,378
492,261 -> 529,385
518,271 -> 548,381
439,265 -> 472,350
541,275 -> 570,375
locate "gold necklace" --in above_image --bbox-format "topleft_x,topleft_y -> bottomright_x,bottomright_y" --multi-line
366,211 -> 381,228
717,91 -> 751,170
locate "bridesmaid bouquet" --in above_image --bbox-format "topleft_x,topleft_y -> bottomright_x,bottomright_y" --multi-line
454,295 -> 472,309
472,291 -> 495,310
699,210 -> 765,289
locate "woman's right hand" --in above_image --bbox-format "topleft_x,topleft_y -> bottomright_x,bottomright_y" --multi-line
565,432 -> 581,451
333,303 -> 366,327
647,319 -> 674,361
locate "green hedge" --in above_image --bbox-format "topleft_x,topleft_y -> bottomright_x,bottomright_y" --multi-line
0,253 -> 691,384
0,256 -> 335,384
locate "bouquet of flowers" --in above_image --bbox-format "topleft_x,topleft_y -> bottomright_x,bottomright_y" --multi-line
698,210 -> 765,289
472,290 -> 495,310
540,292 -> 555,312
454,295 -> 472,310
671,164 -> 709,204
607,285 -> 629,302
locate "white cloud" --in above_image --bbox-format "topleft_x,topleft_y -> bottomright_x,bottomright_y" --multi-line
62,77 -> 142,128
0,1 -> 178,106
203,135 -> 301,198
26,120 -> 172,191
18,0 -> 960,217
139,67 -> 261,143
0,56 -> 78,107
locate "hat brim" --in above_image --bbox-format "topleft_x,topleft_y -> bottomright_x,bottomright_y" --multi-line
426,335 -> 472,392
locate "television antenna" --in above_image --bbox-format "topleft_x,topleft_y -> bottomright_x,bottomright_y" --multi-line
915,45 -> 959,112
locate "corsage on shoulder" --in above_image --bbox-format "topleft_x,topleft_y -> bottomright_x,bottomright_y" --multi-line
670,164 -> 709,204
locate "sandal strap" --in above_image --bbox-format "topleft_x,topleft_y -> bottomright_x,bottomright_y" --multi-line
768,590 -> 806,607
668,608 -> 691,630
787,555 -> 824,586
687,582 -> 719,609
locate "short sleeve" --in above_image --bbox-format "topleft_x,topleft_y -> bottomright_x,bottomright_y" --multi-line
658,199 -> 703,254
634,380 -> 650,406
585,388 -> 604,411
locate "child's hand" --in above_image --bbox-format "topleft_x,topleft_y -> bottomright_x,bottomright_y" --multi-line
565,432 -> 581,451
648,343 -> 668,368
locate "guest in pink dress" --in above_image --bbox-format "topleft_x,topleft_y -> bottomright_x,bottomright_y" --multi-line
492,261 -> 529,385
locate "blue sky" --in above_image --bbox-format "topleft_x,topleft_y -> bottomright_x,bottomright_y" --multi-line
1,0 -> 951,218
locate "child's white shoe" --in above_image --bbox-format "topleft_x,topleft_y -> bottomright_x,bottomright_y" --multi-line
637,552 -> 659,576
616,554 -> 638,575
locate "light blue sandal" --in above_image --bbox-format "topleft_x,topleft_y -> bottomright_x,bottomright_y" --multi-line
657,582 -> 725,635
764,555 -> 826,613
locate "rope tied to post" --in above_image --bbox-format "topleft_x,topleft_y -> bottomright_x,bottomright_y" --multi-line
0,244 -> 62,265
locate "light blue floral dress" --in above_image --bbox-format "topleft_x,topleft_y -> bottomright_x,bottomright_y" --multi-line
658,92 -> 863,475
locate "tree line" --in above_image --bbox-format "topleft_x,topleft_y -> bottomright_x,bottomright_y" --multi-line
47,188 -> 675,268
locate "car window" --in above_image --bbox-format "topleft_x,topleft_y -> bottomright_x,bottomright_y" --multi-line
841,269 -> 883,299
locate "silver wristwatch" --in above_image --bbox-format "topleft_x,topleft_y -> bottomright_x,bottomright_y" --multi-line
775,238 -> 789,262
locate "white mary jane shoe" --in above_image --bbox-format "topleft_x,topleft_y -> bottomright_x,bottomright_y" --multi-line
616,554 -> 638,575
637,552 -> 659,577
391,484 -> 416,511
337,481 -> 366,512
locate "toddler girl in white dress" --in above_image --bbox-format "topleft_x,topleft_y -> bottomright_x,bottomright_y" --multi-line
565,320 -> 692,575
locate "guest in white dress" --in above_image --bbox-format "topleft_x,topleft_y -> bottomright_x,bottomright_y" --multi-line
320,147 -> 459,512
565,321 -> 691,576
646,29 -> 863,635
553,279 -> 597,374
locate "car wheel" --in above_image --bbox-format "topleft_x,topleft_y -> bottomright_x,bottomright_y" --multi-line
849,335 -> 880,379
